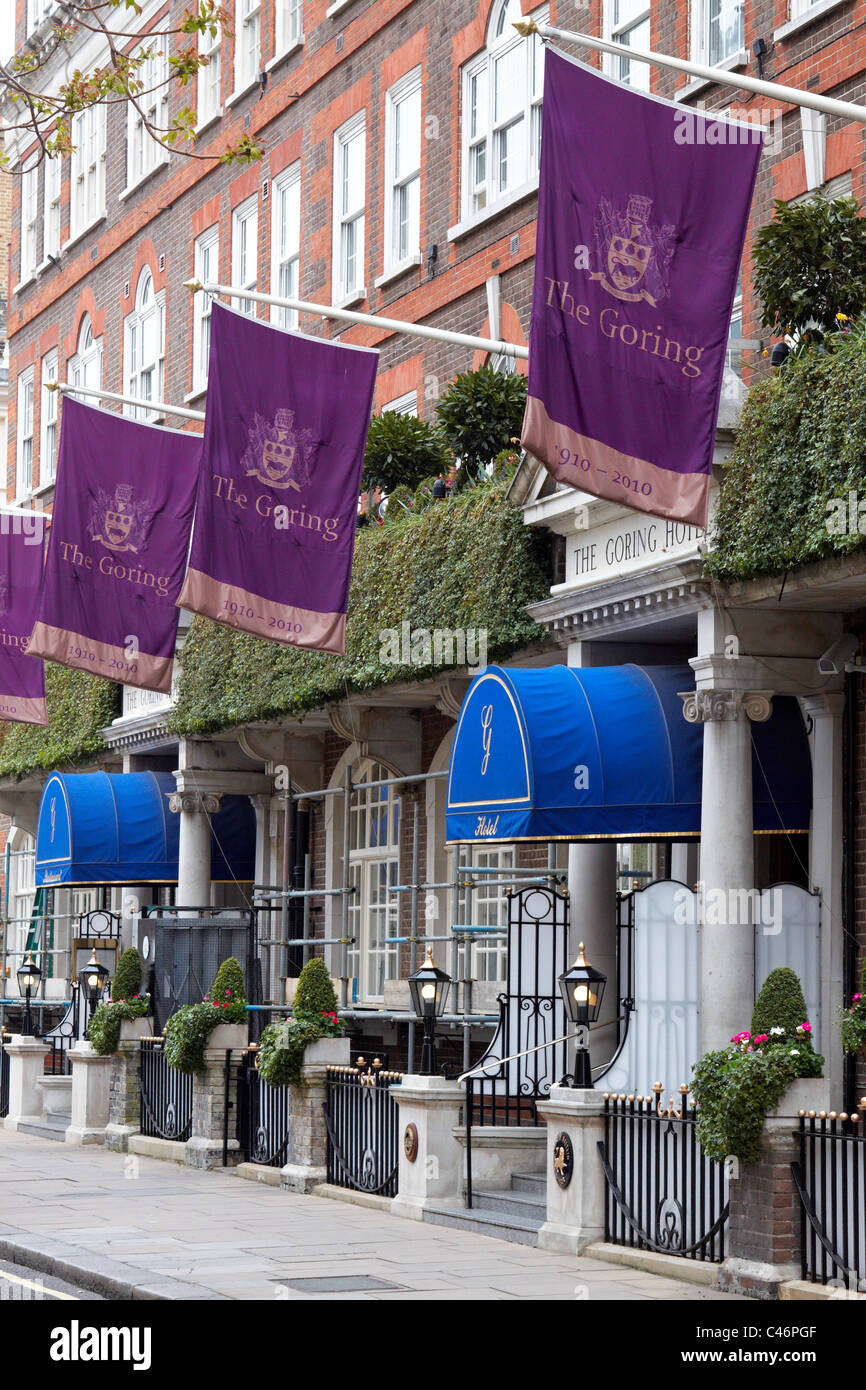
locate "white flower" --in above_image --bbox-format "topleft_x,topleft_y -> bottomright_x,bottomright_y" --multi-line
789,1048 -> 800,1056
770,1026 -> 785,1035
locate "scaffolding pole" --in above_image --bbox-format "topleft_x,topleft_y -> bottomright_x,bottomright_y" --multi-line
524,19 -> 866,124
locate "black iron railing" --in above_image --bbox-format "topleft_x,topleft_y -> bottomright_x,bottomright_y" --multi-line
793,1109 -> 866,1290
139,1037 -> 193,1142
0,1032 -> 9,1119
599,1087 -> 729,1263
324,1061 -> 403,1197
237,1049 -> 292,1167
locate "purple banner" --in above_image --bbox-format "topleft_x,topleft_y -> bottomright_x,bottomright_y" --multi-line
522,49 -> 762,527
178,302 -> 378,654
29,397 -> 201,693
0,513 -> 48,725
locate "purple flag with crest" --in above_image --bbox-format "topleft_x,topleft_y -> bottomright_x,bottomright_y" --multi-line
522,48 -> 762,527
0,513 -> 48,725
177,302 -> 378,654
29,396 -> 201,693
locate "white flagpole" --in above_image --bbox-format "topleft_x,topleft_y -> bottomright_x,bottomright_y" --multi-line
523,19 -> 866,124
47,379 -> 206,424
185,279 -> 530,360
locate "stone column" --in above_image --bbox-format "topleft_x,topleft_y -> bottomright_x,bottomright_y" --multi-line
120,886 -> 150,954
281,1036 -> 350,1192
390,1075 -> 464,1220
169,791 -> 220,907
3,1035 -> 50,1131
682,687 -> 773,1053
567,843 -> 618,1061
535,1085 -> 607,1254
66,1041 -> 113,1146
105,1016 -> 154,1152
186,1022 -> 248,1170
803,694 -> 845,1096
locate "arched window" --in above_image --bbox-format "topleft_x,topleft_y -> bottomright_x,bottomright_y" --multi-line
7,827 -> 36,969
69,315 -> 102,393
347,762 -> 401,1002
460,0 -> 547,221
125,268 -> 165,419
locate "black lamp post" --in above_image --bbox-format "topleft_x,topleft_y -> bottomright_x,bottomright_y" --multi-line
408,944 -> 452,1076
16,951 -> 42,1037
79,948 -> 110,1026
558,942 -> 607,1088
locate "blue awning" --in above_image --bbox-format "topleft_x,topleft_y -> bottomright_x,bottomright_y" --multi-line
35,771 -> 256,886
445,664 -> 811,844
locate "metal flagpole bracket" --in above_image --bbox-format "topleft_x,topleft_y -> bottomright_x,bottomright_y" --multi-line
531,19 -> 866,124
184,278 -> 204,294
49,379 -> 206,424
512,19 -> 538,36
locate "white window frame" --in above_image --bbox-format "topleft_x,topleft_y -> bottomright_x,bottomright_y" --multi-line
198,17 -> 222,127
346,761 -> 400,1004
234,0 -> 262,94
70,104 -> 106,241
332,112 -> 366,306
16,369 -> 35,500
40,352 -> 58,485
460,0 -> 547,226
457,844 -> 514,983
8,829 -> 37,967
26,0 -> 55,37
43,153 -> 61,262
692,0 -> 745,66
603,0 -> 651,90
124,268 -> 165,420
383,68 -> 422,278
232,194 -> 259,315
381,391 -> 417,416
270,163 -> 300,330
193,226 -> 219,390
275,0 -> 304,57
20,160 -> 40,283
125,37 -> 170,192
69,315 -> 102,394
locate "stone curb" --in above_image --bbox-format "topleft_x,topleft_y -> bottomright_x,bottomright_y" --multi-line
0,1224 -> 229,1301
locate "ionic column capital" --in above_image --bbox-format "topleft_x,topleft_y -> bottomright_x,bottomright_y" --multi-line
679,689 -> 774,724
168,791 -> 222,815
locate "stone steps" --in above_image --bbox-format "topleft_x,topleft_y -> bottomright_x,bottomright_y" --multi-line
17,1113 -> 69,1142
422,1170 -> 547,1247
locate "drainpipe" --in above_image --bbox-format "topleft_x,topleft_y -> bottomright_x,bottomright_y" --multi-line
843,670 -> 857,1115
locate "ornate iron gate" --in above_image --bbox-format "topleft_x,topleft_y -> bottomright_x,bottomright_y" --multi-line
468,884 -> 569,1125
324,1060 -> 403,1196
237,1050 -> 292,1167
139,1037 -> 193,1142
792,1110 -> 866,1290
599,1087 -> 729,1263
144,906 -> 259,1031
0,1033 -> 9,1119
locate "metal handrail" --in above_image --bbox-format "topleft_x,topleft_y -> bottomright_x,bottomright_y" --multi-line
458,1015 -> 627,1084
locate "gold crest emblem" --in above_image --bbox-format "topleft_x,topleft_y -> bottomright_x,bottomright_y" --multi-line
592,194 -> 676,308
242,408 -> 315,491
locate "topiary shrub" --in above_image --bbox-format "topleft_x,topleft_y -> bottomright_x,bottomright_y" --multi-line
163,957 -> 248,1073
362,411 -> 452,494
753,195 -> 866,337
751,967 -> 809,1039
210,956 -> 245,1008
112,947 -> 143,1002
293,957 -> 338,1019
692,968 -> 823,1165
436,367 -> 527,477
87,994 -> 150,1056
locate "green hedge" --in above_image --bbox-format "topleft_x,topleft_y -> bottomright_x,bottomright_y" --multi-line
707,328 -> 866,582
0,663 -> 120,779
169,484 -> 551,736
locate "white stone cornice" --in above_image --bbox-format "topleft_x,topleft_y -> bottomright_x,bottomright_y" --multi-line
679,689 -> 774,724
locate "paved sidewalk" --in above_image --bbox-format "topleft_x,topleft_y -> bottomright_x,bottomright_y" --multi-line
0,1129 -> 741,1301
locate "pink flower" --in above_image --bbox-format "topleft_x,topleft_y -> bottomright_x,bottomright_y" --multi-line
797,1022 -> 812,1033
753,1034 -> 769,1045
853,994 -> 862,1003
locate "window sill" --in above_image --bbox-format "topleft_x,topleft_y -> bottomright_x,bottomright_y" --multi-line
32,478 -> 56,498
195,109 -> 223,138
266,37 -> 304,71
374,254 -> 423,289
35,257 -> 60,278
674,50 -> 749,101
447,177 -> 539,243
226,76 -> 260,108
337,287 -> 367,308
325,0 -> 355,17
119,160 -> 171,202
184,385 -> 208,405
61,213 -> 107,255
12,273 -> 37,297
774,0 -> 848,42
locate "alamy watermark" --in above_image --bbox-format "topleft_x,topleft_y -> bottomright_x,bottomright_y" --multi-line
379,621 -> 488,670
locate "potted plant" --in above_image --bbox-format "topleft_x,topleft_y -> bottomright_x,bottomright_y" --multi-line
839,958 -> 866,1057
256,958 -> 349,1087
691,968 -> 824,1165
163,957 -> 249,1074
87,948 -> 152,1054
